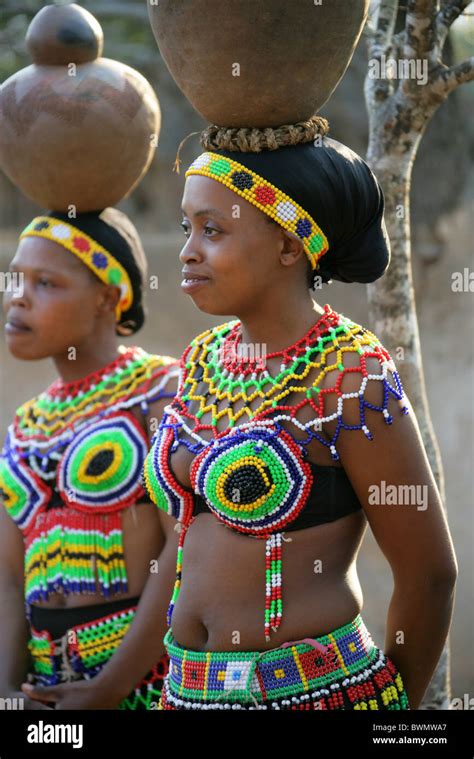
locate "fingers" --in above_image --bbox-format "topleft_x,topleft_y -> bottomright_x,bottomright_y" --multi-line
7,690 -> 53,710
21,682 -> 59,703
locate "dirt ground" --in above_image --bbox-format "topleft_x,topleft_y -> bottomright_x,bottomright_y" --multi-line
0,197 -> 472,704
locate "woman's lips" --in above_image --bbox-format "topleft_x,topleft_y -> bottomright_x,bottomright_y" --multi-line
181,276 -> 210,293
5,318 -> 32,334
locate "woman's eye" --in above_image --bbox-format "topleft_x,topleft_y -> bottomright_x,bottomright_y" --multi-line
38,278 -> 54,288
180,222 -> 219,238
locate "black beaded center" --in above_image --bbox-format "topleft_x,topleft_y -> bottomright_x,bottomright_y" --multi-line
223,464 -> 272,505
85,449 -> 114,477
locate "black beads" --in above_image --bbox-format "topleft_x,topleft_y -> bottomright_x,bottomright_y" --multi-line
231,171 -> 254,191
224,463 -> 272,504
85,448 -> 114,476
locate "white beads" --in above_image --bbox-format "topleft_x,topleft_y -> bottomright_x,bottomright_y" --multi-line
275,200 -> 298,222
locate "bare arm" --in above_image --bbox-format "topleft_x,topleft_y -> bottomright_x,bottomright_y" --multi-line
95,363 -> 181,699
92,366 -> 182,701
0,503 -> 50,709
92,511 -> 179,703
321,355 -> 458,710
0,503 -> 30,693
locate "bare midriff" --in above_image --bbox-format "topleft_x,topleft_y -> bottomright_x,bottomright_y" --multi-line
170,509 -> 367,652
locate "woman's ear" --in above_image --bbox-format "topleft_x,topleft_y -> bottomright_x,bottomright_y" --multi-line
279,229 -> 306,268
95,284 -> 121,318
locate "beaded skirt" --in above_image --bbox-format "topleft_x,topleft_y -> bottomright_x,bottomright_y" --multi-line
27,600 -> 169,710
158,614 -> 410,711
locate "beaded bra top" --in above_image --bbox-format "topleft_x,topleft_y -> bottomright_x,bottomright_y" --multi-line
143,305 -> 410,640
0,347 -> 179,605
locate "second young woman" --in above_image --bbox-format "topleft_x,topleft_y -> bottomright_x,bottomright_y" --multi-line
0,208 -> 179,709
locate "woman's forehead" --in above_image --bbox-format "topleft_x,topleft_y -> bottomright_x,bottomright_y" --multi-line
183,175 -> 230,210
182,174 -> 263,223
13,236 -> 89,274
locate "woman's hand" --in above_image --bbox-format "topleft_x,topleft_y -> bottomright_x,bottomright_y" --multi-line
6,689 -> 53,710
21,680 -> 122,710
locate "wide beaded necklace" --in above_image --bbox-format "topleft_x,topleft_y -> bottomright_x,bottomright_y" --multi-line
13,346 -> 173,447
153,305 -> 409,640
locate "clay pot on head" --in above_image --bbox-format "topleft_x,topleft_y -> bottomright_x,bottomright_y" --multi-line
148,0 -> 369,128
0,3 -> 161,212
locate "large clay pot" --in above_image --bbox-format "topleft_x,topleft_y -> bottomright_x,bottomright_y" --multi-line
148,0 -> 369,128
0,4 -> 161,212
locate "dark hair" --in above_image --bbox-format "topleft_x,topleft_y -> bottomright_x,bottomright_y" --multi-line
207,136 -> 391,287
47,209 -> 147,335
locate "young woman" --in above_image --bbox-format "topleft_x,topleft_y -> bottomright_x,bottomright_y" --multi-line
141,124 -> 458,711
0,208 -> 180,710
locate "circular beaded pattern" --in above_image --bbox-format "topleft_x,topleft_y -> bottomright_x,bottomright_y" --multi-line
142,425 -> 195,522
19,216 -> 133,321
0,436 -> 51,533
190,423 -> 313,535
57,412 -> 148,512
0,349 -> 179,605
185,152 -> 329,271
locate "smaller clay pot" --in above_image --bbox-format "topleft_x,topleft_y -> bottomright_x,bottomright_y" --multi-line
26,3 -> 104,65
0,4 -> 161,212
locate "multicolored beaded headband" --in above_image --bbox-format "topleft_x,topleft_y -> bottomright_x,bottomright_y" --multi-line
185,152 -> 329,271
20,216 -> 133,321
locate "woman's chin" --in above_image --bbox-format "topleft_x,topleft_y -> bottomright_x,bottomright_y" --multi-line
187,293 -> 232,317
5,336 -> 47,361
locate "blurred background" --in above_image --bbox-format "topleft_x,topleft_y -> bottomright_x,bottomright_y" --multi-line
0,0 -> 473,702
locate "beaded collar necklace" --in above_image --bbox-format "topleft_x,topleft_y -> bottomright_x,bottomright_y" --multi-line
48,346 -> 136,399
13,346 -> 178,448
220,304 -> 336,376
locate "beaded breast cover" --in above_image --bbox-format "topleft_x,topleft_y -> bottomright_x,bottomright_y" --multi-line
0,347 -> 179,603
143,305 -> 410,639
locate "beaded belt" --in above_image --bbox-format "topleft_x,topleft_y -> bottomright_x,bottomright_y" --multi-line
28,603 -> 168,710
160,614 -> 410,710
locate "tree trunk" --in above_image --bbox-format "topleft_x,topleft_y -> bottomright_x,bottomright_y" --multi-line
363,0 -> 473,709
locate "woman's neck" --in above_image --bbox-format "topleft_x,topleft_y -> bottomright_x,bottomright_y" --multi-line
51,336 -> 121,385
238,296 -> 327,356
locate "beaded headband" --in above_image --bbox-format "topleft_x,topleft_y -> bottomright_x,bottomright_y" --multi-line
20,216 -> 133,321
185,152 -> 329,271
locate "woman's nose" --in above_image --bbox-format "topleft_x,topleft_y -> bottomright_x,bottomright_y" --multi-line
179,238 -> 204,265
6,277 -> 29,308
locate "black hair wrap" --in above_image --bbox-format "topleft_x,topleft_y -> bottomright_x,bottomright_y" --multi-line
47,208 -> 148,335
208,136 -> 391,286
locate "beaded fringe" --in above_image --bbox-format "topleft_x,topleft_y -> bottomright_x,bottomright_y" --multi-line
265,533 -> 283,640
24,509 -> 128,603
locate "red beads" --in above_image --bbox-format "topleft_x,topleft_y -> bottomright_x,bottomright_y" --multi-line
221,304 -> 335,376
